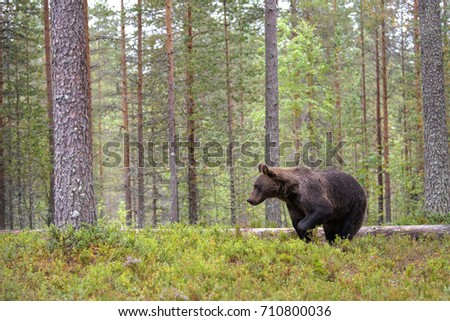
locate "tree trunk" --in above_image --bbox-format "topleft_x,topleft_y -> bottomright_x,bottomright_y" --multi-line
165,0 -> 179,223
400,0 -> 411,214
381,0 -> 391,223
51,0 -> 96,228
360,0 -> 369,213
264,0 -> 281,227
333,0 -> 342,142
290,0 -> 302,165
83,0 -> 92,153
223,0 -> 237,226
237,225 -> 450,239
400,1 -> 410,174
152,173 -> 158,228
375,15 -> 384,225
136,0 -> 145,228
25,35 -> 34,229
0,5 -> 5,229
43,0 -> 54,226
14,62 -> 24,229
413,0 -> 424,175
120,0 -> 132,226
418,0 -> 450,214
290,0 -> 299,162
97,67 -> 104,218
186,1 -> 199,225
443,0 -> 449,99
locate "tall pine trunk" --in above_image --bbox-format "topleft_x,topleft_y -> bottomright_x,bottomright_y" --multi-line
400,1 -> 410,174
51,0 -> 96,228
186,1 -> 198,225
97,68 -> 104,218
43,0 -> 54,226
413,0 -> 424,175
264,0 -> 281,227
136,0 -> 145,228
290,0 -> 302,165
375,16 -> 384,225
120,0 -> 132,225
400,0 -> 411,214
360,0 -> 369,216
83,0 -> 92,152
0,5 -> 5,230
223,0 -> 237,225
381,0 -> 391,223
165,0 -> 179,223
14,62 -> 24,228
418,0 -> 450,214
333,0 -> 342,142
152,172 -> 158,227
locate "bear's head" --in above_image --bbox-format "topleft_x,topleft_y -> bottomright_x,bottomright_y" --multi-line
247,163 -> 280,206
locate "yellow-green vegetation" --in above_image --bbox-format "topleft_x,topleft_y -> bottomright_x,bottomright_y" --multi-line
1,225 -> 449,300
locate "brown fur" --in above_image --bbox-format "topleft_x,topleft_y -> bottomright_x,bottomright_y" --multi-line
247,163 -> 367,243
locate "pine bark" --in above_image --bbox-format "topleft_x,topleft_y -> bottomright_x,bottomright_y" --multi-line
15,62 -> 24,228
152,173 -> 158,227
120,0 -> 132,226
223,0 -> 237,226
381,0 -> 391,223
418,0 -> 450,214
290,0 -> 301,164
136,0 -> 145,228
51,0 -> 96,228
360,0 -> 369,205
375,17 -> 384,225
333,0 -> 342,142
264,0 -> 281,227
83,0 -> 92,152
44,0 -> 54,225
165,0 -> 179,223
97,68 -> 104,218
400,2 -> 410,174
400,0 -> 411,213
0,5 -> 5,230
186,1 -> 198,225
413,0 -> 424,174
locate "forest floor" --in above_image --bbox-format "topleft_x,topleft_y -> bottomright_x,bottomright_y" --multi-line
1,224 -> 449,300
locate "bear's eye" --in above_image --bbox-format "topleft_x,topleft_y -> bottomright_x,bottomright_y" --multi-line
254,184 -> 260,191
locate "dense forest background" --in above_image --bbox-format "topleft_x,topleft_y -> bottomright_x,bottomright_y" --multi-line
0,0 -> 449,230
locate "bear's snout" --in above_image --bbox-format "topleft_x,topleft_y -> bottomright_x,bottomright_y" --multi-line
247,198 -> 255,205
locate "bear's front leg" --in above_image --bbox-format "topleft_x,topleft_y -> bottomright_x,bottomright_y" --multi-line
286,203 -> 310,241
296,201 -> 332,241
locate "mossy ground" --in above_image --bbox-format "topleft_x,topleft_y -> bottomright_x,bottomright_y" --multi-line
1,224 -> 449,300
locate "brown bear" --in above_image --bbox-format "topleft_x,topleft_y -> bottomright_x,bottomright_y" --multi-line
247,163 -> 367,243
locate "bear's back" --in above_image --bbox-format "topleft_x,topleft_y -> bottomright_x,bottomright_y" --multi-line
320,169 -> 366,209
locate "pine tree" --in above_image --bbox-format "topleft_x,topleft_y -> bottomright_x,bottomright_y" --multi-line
120,0 -> 133,226
51,0 -> 96,228
264,0 -> 281,227
418,0 -> 450,214
165,0 -> 179,223
136,0 -> 145,228
0,4 -> 5,229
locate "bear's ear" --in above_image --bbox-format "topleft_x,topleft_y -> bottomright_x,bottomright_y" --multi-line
257,162 -> 265,173
261,164 -> 276,178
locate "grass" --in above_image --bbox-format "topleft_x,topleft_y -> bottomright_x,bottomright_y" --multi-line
1,224 -> 449,300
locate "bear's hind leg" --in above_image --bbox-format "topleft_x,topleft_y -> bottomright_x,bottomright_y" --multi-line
338,208 -> 365,240
323,224 -> 340,244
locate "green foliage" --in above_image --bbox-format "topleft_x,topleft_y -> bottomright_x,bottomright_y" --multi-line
1,0 -> 447,229
1,226 -> 449,300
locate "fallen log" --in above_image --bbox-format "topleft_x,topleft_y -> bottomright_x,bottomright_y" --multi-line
238,225 -> 450,239
1,225 -> 449,238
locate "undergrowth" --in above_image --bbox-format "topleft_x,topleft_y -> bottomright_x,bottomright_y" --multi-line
1,224 -> 449,300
